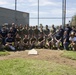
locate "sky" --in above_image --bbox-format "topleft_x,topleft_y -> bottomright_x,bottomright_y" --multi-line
0,0 -> 76,26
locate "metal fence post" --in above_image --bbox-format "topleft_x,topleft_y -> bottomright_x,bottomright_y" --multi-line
15,0 -> 17,24
62,0 -> 66,30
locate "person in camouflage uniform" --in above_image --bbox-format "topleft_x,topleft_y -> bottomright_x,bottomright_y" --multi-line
0,34 -> 4,50
34,26 -> 40,41
23,35 -> 29,49
28,26 -> 33,39
15,33 -> 23,50
18,24 -> 24,38
22,25 -> 29,37
37,33 -> 46,48
30,34 -> 37,49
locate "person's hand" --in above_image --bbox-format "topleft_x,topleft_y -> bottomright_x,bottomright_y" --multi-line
63,42 -> 65,44
57,40 -> 60,42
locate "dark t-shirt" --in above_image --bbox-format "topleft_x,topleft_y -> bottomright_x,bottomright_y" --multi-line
59,29 -> 64,37
65,27 -> 72,35
55,34 -> 61,40
1,30 -> 8,37
13,28 -> 17,34
63,35 -> 69,43
5,37 -> 14,43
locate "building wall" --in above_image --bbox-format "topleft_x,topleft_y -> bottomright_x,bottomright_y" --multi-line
0,7 -> 29,26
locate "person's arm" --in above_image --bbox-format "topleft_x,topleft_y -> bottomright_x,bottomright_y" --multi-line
41,37 -> 45,43
55,37 -> 58,42
6,41 -> 12,45
69,37 -> 72,42
59,37 -> 62,41
63,38 -> 67,44
64,38 -> 66,42
41,39 -> 45,43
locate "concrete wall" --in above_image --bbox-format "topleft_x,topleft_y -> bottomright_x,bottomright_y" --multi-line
0,7 -> 29,26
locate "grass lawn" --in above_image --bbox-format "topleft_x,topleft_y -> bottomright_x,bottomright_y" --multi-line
0,51 -> 10,56
62,51 -> 76,60
0,59 -> 76,75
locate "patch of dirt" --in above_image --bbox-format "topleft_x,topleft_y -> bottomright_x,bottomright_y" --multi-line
0,49 -> 76,68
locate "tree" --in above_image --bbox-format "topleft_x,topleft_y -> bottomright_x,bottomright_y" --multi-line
70,14 -> 76,27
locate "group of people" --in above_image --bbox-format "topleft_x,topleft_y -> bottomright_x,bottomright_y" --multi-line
0,23 -> 76,51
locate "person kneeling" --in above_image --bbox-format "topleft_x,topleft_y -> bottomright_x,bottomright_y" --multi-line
38,33 -> 46,48
69,32 -> 76,51
30,34 -> 37,49
23,35 -> 29,49
5,33 -> 15,51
